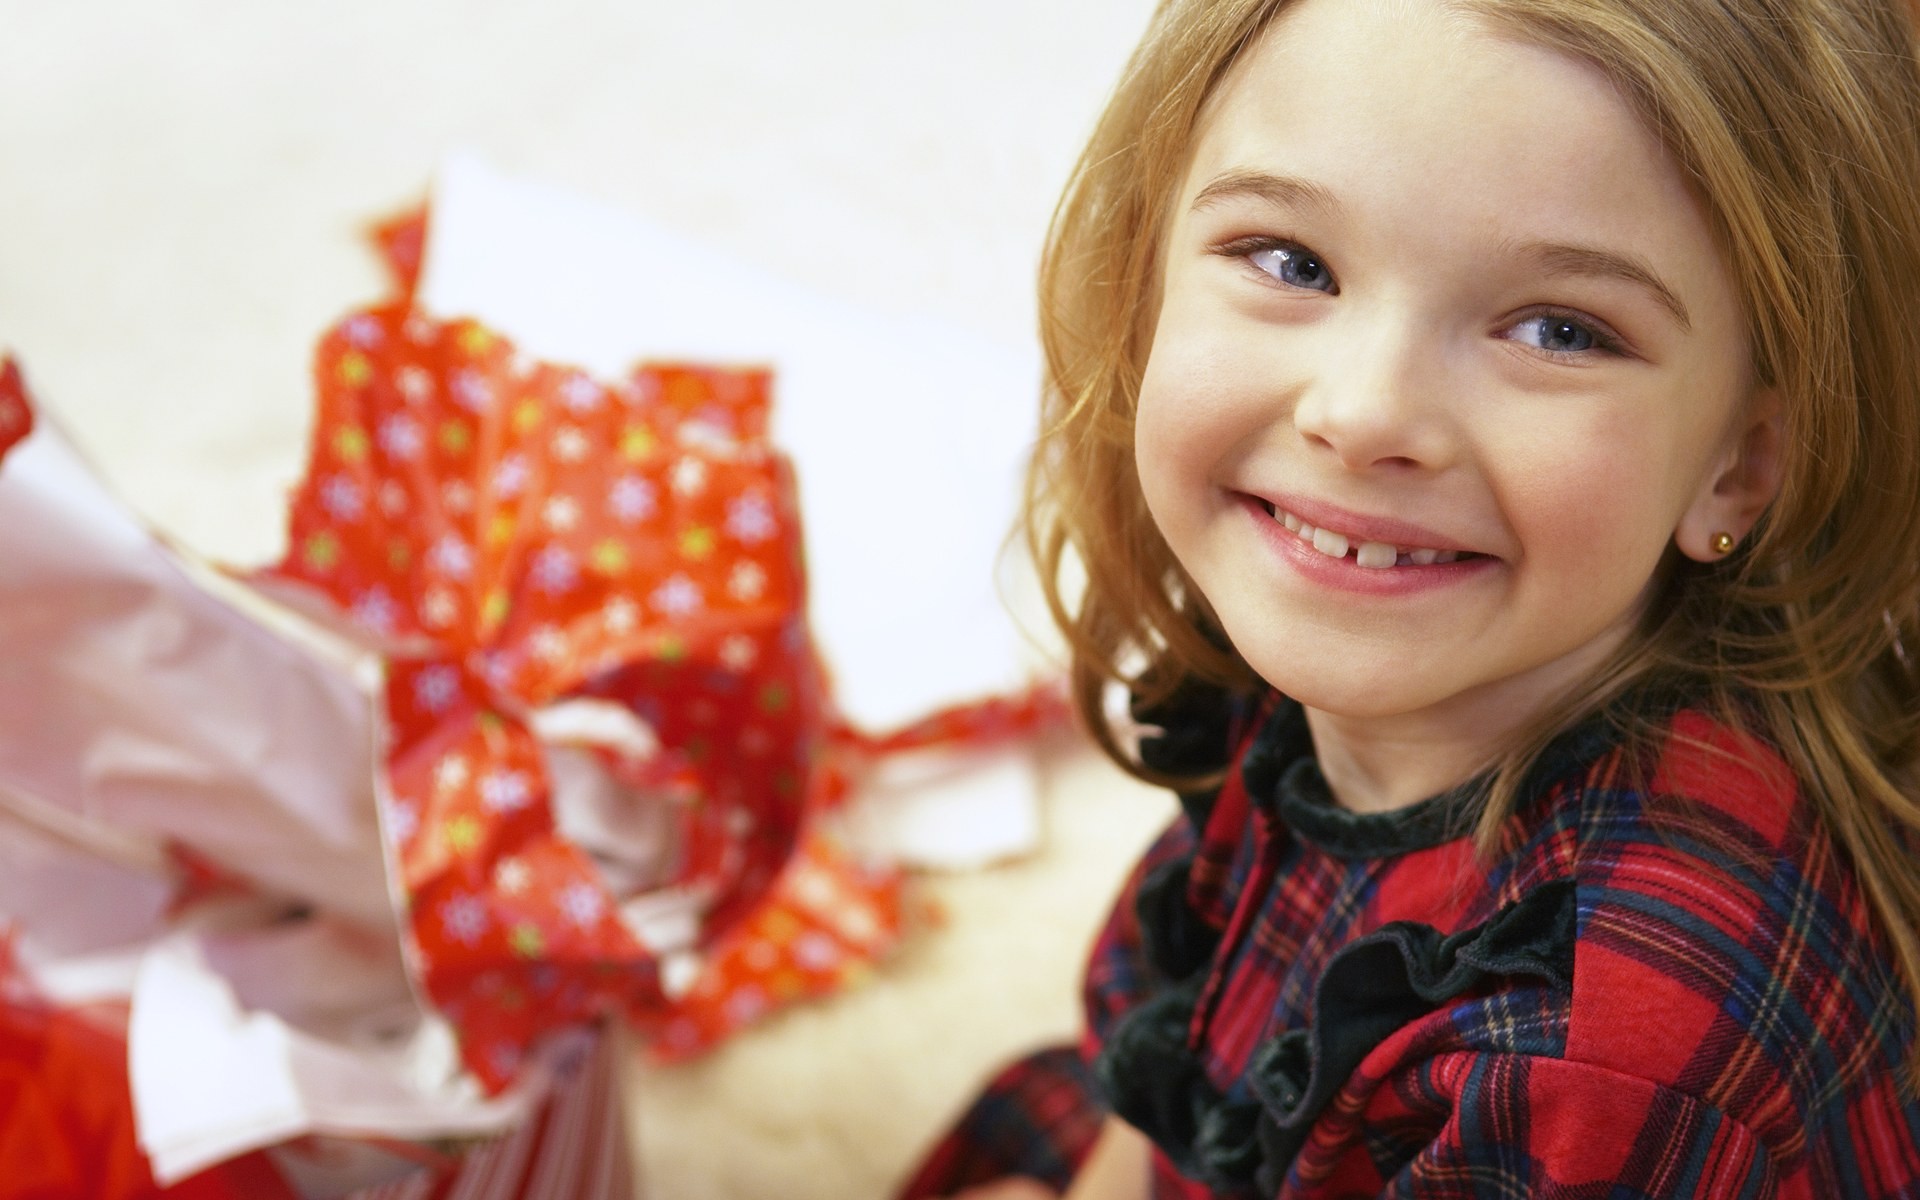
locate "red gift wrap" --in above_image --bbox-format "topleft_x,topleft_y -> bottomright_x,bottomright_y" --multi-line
265,299 -> 827,1088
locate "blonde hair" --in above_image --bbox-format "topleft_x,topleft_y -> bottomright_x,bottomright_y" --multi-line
1027,0 -> 1920,1072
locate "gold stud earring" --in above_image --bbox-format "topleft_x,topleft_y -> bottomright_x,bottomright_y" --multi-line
1711,531 -> 1737,555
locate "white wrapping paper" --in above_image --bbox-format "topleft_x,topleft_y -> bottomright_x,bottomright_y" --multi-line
0,415 -> 551,1185
418,155 -> 1049,867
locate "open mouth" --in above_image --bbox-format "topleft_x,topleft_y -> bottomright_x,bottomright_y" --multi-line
1259,500 -> 1486,569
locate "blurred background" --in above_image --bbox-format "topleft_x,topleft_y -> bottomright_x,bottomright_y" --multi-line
0,2 -> 1172,1197
2,0 -> 1150,562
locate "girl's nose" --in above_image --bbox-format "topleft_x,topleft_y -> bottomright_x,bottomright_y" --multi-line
1289,316 -> 1452,471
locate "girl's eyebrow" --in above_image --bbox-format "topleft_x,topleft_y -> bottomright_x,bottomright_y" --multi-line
1190,168 -> 1342,219
1513,240 -> 1693,331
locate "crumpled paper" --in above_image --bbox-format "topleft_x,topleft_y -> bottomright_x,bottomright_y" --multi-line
0,365 -> 566,1187
335,204 -> 1071,1065
0,359 -> 31,463
0,182 -> 1072,1190
257,298 -> 827,1088
414,154 -> 1048,735
0,362 -> 389,959
642,683 -> 1069,1059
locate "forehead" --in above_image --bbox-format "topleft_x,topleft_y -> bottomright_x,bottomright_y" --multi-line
1181,0 -> 1719,277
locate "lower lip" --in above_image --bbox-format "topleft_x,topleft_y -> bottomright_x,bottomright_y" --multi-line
1240,495 -> 1498,597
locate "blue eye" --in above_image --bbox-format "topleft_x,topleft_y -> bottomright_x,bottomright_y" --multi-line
1247,243 -> 1336,292
1510,312 -> 1617,355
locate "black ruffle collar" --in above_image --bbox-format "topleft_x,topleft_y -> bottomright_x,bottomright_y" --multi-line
1099,686 -> 1637,1193
1238,696 -> 1622,861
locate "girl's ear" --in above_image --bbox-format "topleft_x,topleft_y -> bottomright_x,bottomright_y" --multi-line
1675,388 -> 1786,562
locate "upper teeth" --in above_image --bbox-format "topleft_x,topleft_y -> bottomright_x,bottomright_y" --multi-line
1277,507 -> 1459,568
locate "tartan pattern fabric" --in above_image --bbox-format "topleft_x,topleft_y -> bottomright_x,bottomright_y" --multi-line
894,1046 -> 1105,1199
1080,696 -> 1920,1198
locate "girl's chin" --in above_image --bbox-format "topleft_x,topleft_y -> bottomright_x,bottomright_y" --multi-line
1248,668 -> 1457,724
1229,627 -> 1444,710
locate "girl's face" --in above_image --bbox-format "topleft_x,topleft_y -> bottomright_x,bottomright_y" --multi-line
1136,0 -> 1774,757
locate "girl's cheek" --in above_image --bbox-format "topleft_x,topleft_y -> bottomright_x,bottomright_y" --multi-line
1493,421 -> 1684,576
1139,319 -> 1277,448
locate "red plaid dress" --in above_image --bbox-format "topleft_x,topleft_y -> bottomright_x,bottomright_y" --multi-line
1083,689 -> 1920,1198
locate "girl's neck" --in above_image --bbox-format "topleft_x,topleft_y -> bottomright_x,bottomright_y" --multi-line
1303,706 -> 1503,814
1299,671 -> 1598,815
1298,614 -> 1635,814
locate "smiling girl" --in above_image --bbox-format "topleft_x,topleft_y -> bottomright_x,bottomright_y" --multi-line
907,0 -> 1920,1196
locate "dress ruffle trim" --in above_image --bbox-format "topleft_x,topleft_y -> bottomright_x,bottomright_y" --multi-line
1133,680 -> 1244,779
1241,702 -> 1621,861
1096,880 -> 1577,1194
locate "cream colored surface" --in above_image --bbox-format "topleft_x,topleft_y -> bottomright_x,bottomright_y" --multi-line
631,747 -> 1170,1200
2,3 -> 1170,1196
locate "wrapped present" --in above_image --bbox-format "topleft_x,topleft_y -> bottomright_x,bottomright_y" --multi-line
0,187 -> 1071,1194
